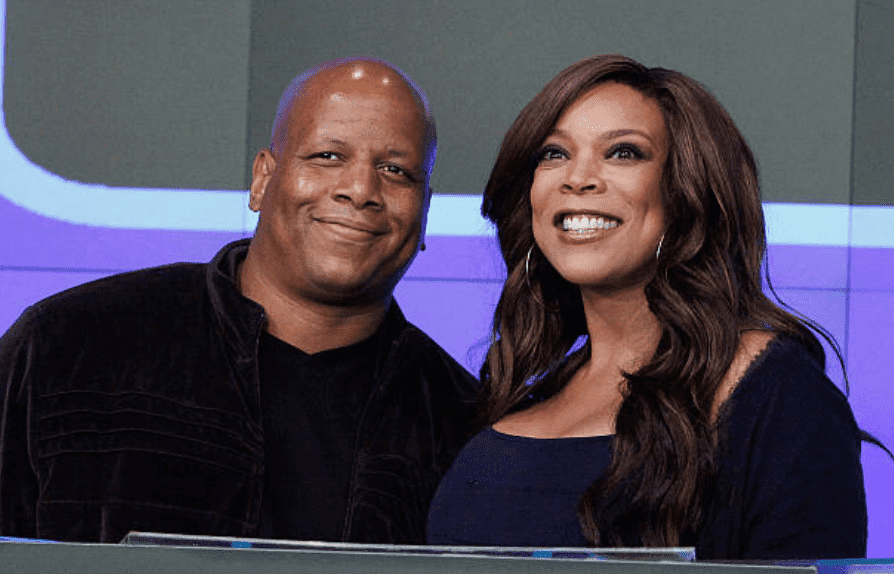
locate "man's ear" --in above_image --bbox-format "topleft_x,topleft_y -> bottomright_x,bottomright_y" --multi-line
249,149 -> 277,212
419,185 -> 433,245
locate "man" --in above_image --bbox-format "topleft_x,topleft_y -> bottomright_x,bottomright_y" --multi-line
0,58 -> 476,544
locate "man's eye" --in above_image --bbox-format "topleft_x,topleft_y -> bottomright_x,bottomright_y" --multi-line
608,144 -> 644,160
383,165 -> 416,182
313,151 -> 339,160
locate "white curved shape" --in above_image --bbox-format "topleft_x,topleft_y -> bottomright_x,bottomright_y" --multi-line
0,0 -> 255,232
762,203 -> 850,247
0,0 -> 488,235
0,0 -> 891,243
852,205 -> 894,248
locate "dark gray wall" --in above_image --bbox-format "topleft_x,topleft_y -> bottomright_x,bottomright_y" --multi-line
852,0 -> 894,206
7,0 -> 891,207
245,0 -> 856,202
3,0 -> 251,191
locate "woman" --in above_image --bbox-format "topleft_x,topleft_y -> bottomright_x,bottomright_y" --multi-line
427,55 -> 869,559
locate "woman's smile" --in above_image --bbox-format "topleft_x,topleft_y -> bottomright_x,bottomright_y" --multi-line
530,81 -> 667,292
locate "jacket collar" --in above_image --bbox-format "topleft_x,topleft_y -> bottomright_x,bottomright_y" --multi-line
204,238 -> 411,373
206,238 -> 266,364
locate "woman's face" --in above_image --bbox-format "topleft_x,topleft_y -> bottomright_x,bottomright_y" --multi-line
530,81 -> 668,295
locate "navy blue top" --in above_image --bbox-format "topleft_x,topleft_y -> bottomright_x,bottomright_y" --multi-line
427,427 -> 611,547
427,337 -> 868,559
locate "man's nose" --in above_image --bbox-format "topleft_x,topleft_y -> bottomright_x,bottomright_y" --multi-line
335,161 -> 384,209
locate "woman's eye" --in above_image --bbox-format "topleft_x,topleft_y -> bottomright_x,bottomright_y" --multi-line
608,144 -> 643,160
535,146 -> 567,162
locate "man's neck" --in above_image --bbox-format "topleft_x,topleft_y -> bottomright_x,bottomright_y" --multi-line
237,257 -> 389,355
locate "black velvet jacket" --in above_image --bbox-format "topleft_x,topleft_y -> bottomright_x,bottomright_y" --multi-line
0,239 -> 477,543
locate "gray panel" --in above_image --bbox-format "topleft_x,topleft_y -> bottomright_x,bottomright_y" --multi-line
247,0 -> 855,203
3,0 -> 858,202
0,542 -> 817,574
3,0 -> 251,190
852,0 -> 894,206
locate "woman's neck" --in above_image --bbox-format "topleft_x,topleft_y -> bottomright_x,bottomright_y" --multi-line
579,286 -> 662,375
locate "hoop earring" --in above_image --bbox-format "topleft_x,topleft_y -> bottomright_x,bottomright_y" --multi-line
524,244 -> 553,309
656,234 -> 665,260
525,245 -> 535,282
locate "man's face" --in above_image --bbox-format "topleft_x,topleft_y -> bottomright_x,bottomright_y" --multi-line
250,67 -> 432,305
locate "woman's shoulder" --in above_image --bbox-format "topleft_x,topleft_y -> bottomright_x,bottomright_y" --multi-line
711,331 -> 776,421
737,334 -> 844,401
718,333 -> 856,435
701,334 -> 866,560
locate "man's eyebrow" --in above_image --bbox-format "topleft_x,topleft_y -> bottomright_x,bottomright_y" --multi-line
317,138 -> 349,147
309,140 -> 415,159
385,149 -> 414,159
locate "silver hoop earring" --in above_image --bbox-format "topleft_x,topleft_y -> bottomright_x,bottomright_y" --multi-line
524,244 -> 553,310
525,245 -> 535,281
656,234 -> 665,260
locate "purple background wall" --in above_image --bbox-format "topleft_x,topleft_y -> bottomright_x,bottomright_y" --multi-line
2,195 -> 892,556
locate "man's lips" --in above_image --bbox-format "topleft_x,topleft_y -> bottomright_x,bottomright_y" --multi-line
315,215 -> 387,235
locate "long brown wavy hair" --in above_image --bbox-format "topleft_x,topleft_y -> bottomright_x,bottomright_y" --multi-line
479,54 -> 861,547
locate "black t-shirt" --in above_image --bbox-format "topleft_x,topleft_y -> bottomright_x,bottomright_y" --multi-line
257,329 -> 379,541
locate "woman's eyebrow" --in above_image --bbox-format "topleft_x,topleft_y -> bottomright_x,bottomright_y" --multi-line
600,128 -> 656,144
547,128 -> 657,145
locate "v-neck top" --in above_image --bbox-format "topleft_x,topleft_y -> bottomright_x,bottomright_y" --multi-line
426,337 -> 867,559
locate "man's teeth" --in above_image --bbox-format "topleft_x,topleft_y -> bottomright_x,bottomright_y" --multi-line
563,216 -> 620,232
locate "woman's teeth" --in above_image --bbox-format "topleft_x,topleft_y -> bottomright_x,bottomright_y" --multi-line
563,216 -> 619,232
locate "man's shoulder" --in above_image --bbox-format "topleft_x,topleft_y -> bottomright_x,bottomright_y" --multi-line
36,262 -> 205,308
15,240 -> 248,331
15,262 -> 210,337
0,261 -> 218,397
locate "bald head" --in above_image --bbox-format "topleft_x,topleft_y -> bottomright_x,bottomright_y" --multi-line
244,55 -> 437,323
271,58 -> 437,176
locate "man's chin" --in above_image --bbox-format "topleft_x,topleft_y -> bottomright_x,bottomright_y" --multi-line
300,276 -> 394,309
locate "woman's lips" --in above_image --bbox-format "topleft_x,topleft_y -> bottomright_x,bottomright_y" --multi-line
563,215 -> 620,232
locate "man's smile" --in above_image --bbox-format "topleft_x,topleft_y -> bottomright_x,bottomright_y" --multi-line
311,215 -> 389,244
